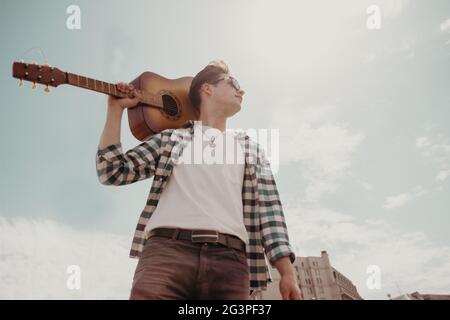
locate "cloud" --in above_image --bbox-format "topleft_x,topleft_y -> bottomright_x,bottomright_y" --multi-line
440,18 -> 450,33
364,34 -> 415,60
436,170 -> 450,182
0,216 -> 137,299
381,185 -> 428,211
416,136 -> 431,148
364,53 -> 377,63
387,35 -> 415,58
284,204 -> 450,300
416,127 -> 450,183
383,193 -> 413,210
270,101 -> 365,203
413,185 -> 428,197
360,181 -> 373,191
381,0 -> 410,19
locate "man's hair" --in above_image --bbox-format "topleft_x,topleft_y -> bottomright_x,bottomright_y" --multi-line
188,60 -> 230,112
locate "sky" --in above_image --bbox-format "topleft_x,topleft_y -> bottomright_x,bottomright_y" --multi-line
1,0 -> 450,300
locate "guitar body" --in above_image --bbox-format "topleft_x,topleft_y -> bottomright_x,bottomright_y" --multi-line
128,72 -> 199,141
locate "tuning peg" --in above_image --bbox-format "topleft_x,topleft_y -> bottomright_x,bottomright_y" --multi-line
44,85 -> 50,93
19,79 -> 24,88
32,82 -> 37,90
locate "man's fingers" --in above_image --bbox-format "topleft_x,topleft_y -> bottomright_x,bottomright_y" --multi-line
291,287 -> 303,300
116,83 -> 134,93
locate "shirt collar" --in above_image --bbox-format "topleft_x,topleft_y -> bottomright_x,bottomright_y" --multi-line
181,119 -> 248,141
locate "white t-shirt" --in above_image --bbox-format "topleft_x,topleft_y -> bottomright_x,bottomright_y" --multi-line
145,122 -> 248,244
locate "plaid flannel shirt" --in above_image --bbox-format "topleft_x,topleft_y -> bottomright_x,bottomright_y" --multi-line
96,120 -> 296,292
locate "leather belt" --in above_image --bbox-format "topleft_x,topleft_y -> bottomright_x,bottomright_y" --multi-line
149,228 -> 246,252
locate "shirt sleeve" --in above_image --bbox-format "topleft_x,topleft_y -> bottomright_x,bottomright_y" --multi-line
95,133 -> 163,186
256,144 -> 296,266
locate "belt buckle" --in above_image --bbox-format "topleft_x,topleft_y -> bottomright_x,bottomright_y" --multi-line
191,230 -> 219,243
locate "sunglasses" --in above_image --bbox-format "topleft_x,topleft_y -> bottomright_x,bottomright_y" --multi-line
212,76 -> 241,91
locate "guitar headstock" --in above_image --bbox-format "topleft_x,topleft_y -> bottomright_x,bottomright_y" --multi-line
12,61 -> 66,92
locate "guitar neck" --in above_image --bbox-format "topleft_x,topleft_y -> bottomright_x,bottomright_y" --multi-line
66,72 -> 162,108
67,73 -> 124,97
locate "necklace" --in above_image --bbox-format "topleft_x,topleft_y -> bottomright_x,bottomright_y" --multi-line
196,124 -> 223,156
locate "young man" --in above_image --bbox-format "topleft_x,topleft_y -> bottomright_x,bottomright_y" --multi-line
96,60 -> 302,300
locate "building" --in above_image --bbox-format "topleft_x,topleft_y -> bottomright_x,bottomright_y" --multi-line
255,251 -> 363,300
390,291 -> 450,300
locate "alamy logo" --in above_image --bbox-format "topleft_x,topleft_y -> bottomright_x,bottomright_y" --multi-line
66,5 -> 81,30
66,265 -> 81,290
366,5 -> 382,30
366,265 -> 381,290
169,122 -> 280,174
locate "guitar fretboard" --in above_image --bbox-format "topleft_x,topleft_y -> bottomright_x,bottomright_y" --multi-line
67,73 -> 122,97
66,72 -> 163,108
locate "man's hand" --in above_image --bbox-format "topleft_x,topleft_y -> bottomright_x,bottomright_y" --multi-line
108,82 -> 140,111
273,256 -> 303,300
279,274 -> 303,300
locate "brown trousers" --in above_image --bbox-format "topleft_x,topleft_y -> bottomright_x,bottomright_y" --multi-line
129,235 -> 250,300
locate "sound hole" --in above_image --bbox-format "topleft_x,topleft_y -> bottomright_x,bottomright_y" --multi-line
162,94 -> 179,117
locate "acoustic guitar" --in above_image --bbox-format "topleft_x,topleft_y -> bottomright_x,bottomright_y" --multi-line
12,61 -> 199,141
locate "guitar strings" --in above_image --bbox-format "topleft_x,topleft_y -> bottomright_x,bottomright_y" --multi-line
19,46 -> 49,65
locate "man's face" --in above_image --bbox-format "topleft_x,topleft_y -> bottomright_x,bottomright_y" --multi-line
207,73 -> 245,117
